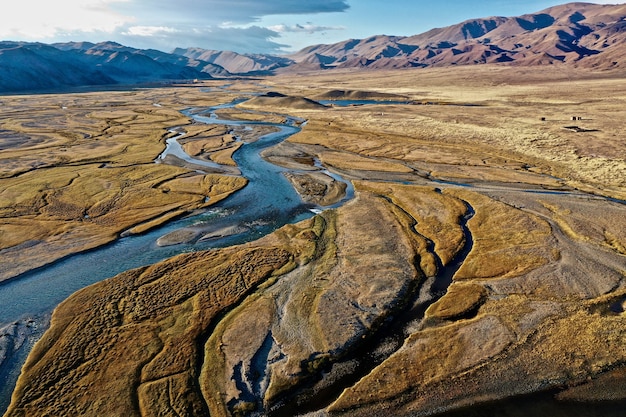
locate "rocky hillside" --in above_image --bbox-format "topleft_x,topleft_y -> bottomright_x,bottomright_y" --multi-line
171,47 -> 294,75
0,41 -> 293,93
55,42 -> 230,78
287,2 -> 626,70
0,42 -> 114,92
0,41 -> 222,93
2,2 -> 626,93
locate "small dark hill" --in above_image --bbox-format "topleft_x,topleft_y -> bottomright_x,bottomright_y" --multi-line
242,93 -> 328,110
313,89 -> 409,101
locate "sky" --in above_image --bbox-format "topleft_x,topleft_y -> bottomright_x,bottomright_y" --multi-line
1,1 -> 622,54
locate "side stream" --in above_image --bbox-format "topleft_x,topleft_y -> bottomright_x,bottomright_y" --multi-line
269,197 -> 476,416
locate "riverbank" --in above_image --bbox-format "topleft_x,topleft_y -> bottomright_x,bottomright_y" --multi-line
0,88 -> 252,283
0,89 -> 351,414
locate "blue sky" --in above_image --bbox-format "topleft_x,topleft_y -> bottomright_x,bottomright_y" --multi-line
1,1 -> 621,54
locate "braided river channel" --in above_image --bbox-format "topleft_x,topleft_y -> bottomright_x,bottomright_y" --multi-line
2,94 -> 624,416
0,97 -> 353,413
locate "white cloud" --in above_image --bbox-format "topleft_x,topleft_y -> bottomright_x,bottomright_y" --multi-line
0,0 -> 133,39
123,26 -> 179,37
0,0 -> 349,53
269,23 -> 345,34
115,0 -> 350,53
131,0 -> 350,24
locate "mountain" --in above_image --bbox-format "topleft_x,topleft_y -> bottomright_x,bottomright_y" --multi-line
54,41 -> 232,80
171,48 -> 293,75
0,42 -> 115,92
56,42 -> 231,78
0,41 -> 221,93
2,2 -> 626,93
287,36 -> 420,70
287,2 -> 626,70
138,49 -> 230,78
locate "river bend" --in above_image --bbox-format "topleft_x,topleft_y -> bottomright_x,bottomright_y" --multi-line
0,98 -> 352,413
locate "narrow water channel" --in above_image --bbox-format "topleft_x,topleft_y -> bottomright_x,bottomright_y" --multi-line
3,95 -> 622,416
269,198 -> 476,416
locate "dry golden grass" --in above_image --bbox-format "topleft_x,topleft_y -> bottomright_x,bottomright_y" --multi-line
541,198 -> 626,255
214,108 -> 288,124
180,125 -> 241,166
425,282 -> 487,320
284,172 -> 347,206
274,66 -> 626,200
446,188 -> 556,280
6,244 -> 295,416
0,87 -> 248,281
239,94 -> 328,111
200,188 -> 425,415
317,147 -> 414,174
356,182 -> 468,266
4,67 -> 626,417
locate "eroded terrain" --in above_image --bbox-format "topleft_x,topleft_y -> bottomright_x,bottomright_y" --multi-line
2,66 -> 626,416
0,88 -> 252,281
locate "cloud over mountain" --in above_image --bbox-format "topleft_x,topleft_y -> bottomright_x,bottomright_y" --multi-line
120,25 -> 289,55
136,0 -> 350,24
2,0 -> 349,54
269,23 -> 345,34
3,2 -> 626,93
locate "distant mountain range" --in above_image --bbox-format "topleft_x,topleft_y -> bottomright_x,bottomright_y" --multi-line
0,41 -> 294,93
1,2 -> 626,93
288,2 -> 626,70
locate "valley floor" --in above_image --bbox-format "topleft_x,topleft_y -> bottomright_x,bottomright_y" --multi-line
1,65 -> 625,416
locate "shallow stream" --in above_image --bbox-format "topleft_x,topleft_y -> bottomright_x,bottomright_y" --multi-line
1,94 -> 624,416
0,97 -> 351,413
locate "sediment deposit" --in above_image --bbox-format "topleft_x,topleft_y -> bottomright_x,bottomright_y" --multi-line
0,88 -> 250,282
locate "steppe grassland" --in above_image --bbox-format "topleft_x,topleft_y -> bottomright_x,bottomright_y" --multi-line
270,66 -> 626,200
3,66 -> 626,417
263,66 -> 626,260
1,67 -> 624,280
0,87 -> 248,281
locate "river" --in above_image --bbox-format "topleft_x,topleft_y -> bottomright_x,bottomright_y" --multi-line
0,97 -> 352,414
1,94 -> 624,416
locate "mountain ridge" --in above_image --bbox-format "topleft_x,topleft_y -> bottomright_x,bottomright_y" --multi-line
171,47 -> 293,75
1,2 -> 626,93
286,2 -> 626,70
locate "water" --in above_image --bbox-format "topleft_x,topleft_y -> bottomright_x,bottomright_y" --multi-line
0,110 -> 316,325
157,129 -> 224,170
4,94 -> 619,415
1,96 -> 410,413
271,199 -> 476,416
0,98 -> 351,414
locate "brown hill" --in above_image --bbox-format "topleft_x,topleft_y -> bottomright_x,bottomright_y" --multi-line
171,48 -> 293,75
313,89 -> 409,101
287,2 -> 626,70
240,92 -> 328,110
4,3 -> 625,94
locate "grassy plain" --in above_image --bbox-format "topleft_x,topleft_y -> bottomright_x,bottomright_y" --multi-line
0,88 -> 248,281
3,65 -> 626,416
